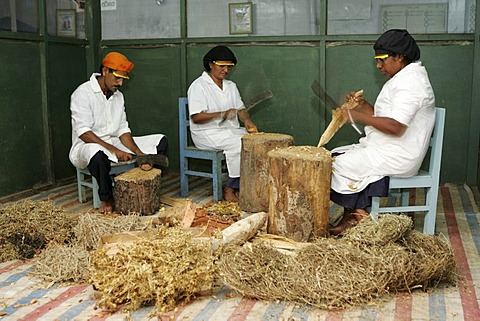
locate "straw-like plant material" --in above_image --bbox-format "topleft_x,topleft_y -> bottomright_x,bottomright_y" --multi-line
73,212 -> 149,251
342,214 -> 413,245
89,225 -> 216,314
0,200 -> 75,261
203,201 -> 243,223
399,230 -> 457,287
29,243 -> 90,284
217,215 -> 457,309
30,212 -> 150,284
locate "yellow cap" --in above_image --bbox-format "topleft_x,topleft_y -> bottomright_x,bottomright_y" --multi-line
374,53 -> 389,59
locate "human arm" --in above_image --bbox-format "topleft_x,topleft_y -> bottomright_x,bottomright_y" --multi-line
237,108 -> 258,133
343,93 -> 406,136
190,109 -> 238,124
78,131 -> 137,161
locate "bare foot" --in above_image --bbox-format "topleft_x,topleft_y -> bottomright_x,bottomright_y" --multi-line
99,198 -> 114,214
328,217 -> 357,236
223,187 -> 239,203
352,208 -> 370,222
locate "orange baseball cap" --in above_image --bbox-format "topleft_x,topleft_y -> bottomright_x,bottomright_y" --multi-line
102,52 -> 134,72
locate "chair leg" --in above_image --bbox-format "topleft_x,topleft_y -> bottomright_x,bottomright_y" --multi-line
180,157 -> 189,197
423,186 -> 437,235
77,169 -> 87,203
400,190 -> 410,207
92,176 -> 100,209
370,196 -> 380,221
212,155 -> 223,202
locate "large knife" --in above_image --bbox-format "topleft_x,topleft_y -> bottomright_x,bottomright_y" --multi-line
218,90 -> 273,125
311,80 -> 363,136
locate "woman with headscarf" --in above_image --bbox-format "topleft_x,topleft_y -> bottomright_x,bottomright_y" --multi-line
329,29 -> 435,235
187,45 -> 258,202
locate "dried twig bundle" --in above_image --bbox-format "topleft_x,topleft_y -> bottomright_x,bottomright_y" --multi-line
218,215 -> 456,309
203,201 -> 244,223
0,200 -> 75,261
342,214 -> 413,245
29,243 -> 90,283
89,226 -> 216,313
73,213 -> 148,251
399,230 -> 457,286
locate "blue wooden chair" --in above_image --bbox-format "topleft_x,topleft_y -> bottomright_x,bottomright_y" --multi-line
370,107 -> 446,234
76,159 -> 136,208
179,97 -> 226,202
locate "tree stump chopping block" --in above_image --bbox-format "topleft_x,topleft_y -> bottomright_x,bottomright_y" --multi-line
267,146 -> 331,241
113,167 -> 162,215
239,132 -> 294,213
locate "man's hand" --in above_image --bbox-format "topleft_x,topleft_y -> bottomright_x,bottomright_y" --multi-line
244,119 -> 258,133
115,149 -> 134,162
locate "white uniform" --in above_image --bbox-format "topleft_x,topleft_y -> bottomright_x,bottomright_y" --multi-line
187,71 -> 247,177
69,73 -> 163,169
331,62 -> 435,194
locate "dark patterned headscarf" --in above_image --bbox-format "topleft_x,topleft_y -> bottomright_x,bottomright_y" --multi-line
374,29 -> 420,61
203,46 -> 237,71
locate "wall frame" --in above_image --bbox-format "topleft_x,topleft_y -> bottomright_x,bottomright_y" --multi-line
229,2 -> 253,35
56,9 -> 76,37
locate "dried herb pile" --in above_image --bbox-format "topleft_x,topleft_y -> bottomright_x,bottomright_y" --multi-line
0,200 -> 75,262
217,214 -> 457,309
31,212 -> 149,284
89,225 -> 216,314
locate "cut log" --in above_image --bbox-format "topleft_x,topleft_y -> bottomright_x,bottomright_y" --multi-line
212,211 -> 267,252
113,167 -> 162,215
317,89 -> 364,147
267,146 -> 332,241
155,199 -> 197,227
239,132 -> 294,212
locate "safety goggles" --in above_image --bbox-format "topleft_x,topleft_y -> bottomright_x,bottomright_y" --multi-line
212,61 -> 235,68
112,70 -> 130,80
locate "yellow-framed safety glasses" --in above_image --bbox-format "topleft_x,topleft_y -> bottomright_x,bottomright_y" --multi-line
112,70 -> 130,80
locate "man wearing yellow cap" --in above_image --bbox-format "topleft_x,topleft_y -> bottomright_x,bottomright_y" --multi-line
69,52 -> 168,213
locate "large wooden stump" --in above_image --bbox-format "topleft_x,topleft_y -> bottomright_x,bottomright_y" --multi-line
113,167 -> 162,215
267,146 -> 331,241
239,132 -> 294,212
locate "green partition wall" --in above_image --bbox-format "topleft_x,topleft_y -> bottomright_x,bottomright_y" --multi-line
0,0 -> 479,199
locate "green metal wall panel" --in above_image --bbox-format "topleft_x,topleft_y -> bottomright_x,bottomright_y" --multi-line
47,43 -> 88,181
0,40 -> 48,196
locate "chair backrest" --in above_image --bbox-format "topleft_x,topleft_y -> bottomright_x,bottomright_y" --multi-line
179,97 -> 189,150
428,107 -> 446,176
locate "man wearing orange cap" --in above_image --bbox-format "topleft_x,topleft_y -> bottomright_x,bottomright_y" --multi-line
69,52 -> 168,214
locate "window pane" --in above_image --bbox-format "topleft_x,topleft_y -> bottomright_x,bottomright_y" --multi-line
328,0 -> 475,35
102,0 -> 180,40
47,1 -> 85,39
187,0 -> 320,37
0,0 -> 38,33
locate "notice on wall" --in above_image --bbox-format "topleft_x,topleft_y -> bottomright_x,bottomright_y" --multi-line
379,3 -> 447,34
328,0 -> 372,20
73,0 -> 117,12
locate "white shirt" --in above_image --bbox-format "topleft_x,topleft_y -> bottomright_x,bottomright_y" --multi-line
187,71 -> 245,131
331,62 -> 435,194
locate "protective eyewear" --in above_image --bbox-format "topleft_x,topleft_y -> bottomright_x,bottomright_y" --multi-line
212,61 -> 235,68
112,70 -> 130,80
